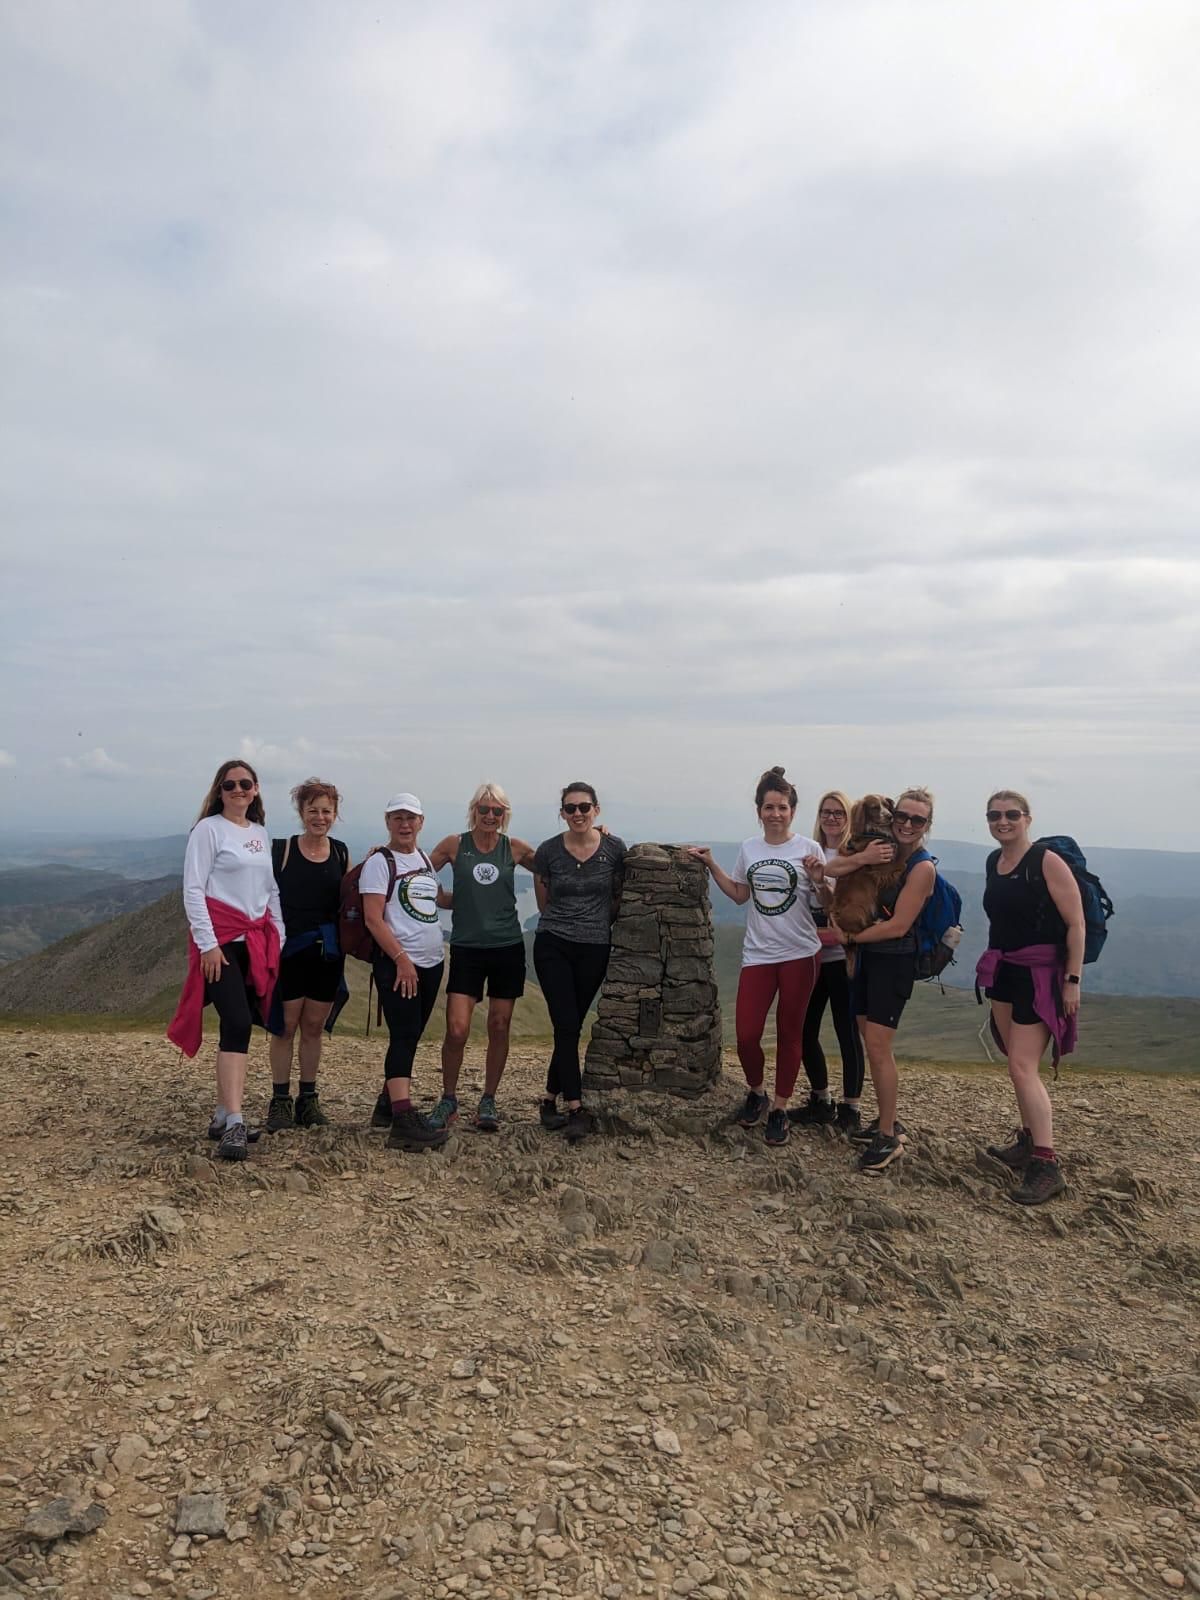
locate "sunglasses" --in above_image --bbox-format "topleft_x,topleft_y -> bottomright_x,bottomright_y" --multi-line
221,778 -> 255,793
476,805 -> 505,818
819,809 -> 846,820
562,802 -> 593,815
986,808 -> 1025,823
893,810 -> 929,829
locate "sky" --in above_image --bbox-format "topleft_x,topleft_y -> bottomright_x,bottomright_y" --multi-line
2,0 -> 1199,851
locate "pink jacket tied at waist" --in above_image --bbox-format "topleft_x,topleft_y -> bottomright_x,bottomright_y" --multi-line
976,942 -> 1077,1066
166,897 -> 281,1059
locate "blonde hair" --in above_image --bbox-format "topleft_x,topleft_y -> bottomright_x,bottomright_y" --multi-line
896,787 -> 935,826
812,790 -> 852,851
468,782 -> 512,831
987,788 -> 1030,815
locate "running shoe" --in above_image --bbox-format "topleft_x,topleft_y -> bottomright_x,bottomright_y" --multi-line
370,1090 -> 392,1129
539,1098 -> 569,1131
474,1094 -> 500,1132
1010,1157 -> 1065,1206
564,1107 -> 594,1144
835,1102 -> 863,1137
986,1127 -> 1033,1171
386,1108 -> 449,1152
788,1092 -> 837,1128
736,1090 -> 769,1128
294,1093 -> 329,1129
427,1095 -> 459,1131
265,1094 -> 295,1133
764,1108 -> 791,1146
216,1121 -> 248,1163
207,1114 -> 260,1144
849,1116 -> 907,1147
858,1131 -> 905,1174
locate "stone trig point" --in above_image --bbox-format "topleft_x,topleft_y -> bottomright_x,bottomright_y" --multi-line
583,843 -> 723,1096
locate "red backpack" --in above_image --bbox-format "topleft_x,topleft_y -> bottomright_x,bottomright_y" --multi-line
338,846 -> 434,962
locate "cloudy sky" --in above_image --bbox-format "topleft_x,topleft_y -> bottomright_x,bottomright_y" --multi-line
2,0 -> 1198,850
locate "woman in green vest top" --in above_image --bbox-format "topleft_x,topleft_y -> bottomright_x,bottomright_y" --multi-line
426,784 -> 538,1132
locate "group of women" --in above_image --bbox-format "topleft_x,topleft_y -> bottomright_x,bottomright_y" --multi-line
168,759 -> 1085,1206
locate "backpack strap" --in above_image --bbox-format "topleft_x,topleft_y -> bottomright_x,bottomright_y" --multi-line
332,839 -> 349,875
272,836 -> 293,879
985,847 -> 1000,877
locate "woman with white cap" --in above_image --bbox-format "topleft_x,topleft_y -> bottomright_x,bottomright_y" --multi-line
361,792 -> 450,1152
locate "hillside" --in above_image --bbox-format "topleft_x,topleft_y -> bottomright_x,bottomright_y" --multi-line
0,1031 -> 1197,1600
0,872 -> 178,964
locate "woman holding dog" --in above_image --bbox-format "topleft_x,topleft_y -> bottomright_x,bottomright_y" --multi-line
792,790 -> 866,1135
976,790 -> 1084,1205
826,787 -> 937,1174
690,767 -> 824,1148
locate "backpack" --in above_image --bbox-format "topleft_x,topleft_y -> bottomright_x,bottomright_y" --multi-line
987,837 -> 1114,964
272,835 -> 349,881
338,846 -> 435,963
904,848 -> 964,981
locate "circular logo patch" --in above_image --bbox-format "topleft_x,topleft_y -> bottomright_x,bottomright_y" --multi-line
473,862 -> 500,886
399,875 -> 439,924
748,858 -> 799,916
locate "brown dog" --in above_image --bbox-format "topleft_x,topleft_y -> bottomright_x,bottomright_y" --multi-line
831,795 -> 906,951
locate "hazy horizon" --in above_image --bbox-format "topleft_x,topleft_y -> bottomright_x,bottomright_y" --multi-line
3,3 -> 1198,848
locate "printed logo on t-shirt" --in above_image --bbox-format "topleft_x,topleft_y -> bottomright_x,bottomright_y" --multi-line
243,838 -> 264,854
747,858 -> 799,916
398,875 -> 439,924
472,862 -> 499,886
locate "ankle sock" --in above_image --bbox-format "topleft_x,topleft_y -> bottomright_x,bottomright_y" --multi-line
298,1083 -> 317,1099
227,1112 -> 244,1127
391,1096 -> 413,1115
272,1083 -> 291,1100
1033,1145 -> 1055,1162
817,1089 -> 833,1102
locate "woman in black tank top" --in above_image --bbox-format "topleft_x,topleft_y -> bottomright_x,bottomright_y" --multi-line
980,789 -> 1085,1206
266,779 -> 351,1132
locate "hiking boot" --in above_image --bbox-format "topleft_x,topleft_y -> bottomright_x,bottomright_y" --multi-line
216,1121 -> 248,1163
207,1113 -> 260,1143
986,1127 -> 1034,1171
295,1093 -> 329,1129
835,1102 -> 863,1137
858,1131 -> 905,1174
788,1092 -> 836,1128
370,1090 -> 392,1129
564,1106 -> 594,1144
1010,1157 -> 1065,1206
849,1116 -> 906,1147
764,1108 -> 790,1146
474,1094 -> 500,1132
736,1089 -> 769,1128
387,1107 -> 449,1153
265,1094 -> 295,1133
427,1095 -> 459,1131
540,1097 -> 569,1131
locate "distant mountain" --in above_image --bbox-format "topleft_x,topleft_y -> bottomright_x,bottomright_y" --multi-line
0,872 -> 179,964
0,834 -> 188,879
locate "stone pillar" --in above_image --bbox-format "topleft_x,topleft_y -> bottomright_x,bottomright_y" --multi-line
583,843 -> 723,1097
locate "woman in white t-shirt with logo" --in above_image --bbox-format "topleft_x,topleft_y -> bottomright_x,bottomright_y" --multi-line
690,766 -> 825,1147
361,793 -> 451,1153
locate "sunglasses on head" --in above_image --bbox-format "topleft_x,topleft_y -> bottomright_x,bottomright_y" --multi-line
893,810 -> 928,829
986,808 -> 1025,823
221,778 -> 255,793
476,804 -> 505,818
562,801 -> 593,815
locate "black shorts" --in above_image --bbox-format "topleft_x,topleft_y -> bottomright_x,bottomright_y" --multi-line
854,949 -> 916,1030
447,941 -> 526,1002
985,960 -> 1040,1027
277,945 -> 345,1005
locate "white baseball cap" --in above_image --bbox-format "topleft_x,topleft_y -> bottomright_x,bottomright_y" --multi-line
384,792 -> 423,815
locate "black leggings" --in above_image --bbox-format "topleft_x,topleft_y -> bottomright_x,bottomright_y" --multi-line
205,941 -> 260,1054
372,956 -> 444,1084
533,931 -> 611,1103
801,957 -> 865,1100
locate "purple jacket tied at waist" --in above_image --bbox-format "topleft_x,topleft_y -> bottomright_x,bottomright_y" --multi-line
975,943 -> 1077,1066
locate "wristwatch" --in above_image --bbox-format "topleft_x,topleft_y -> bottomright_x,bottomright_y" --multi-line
1065,975 -> 1080,985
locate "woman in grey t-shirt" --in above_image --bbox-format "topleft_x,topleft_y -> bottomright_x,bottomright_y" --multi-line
532,781 -> 625,1141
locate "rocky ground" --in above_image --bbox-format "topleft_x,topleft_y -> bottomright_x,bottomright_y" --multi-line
1,1029 -> 1198,1600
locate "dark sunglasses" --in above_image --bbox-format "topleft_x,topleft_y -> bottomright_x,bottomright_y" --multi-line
562,802 -> 593,815
476,805 -> 505,818
221,778 -> 255,793
986,808 -> 1025,823
893,810 -> 928,829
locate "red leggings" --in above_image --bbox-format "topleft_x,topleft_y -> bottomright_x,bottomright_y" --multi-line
735,954 -> 820,1101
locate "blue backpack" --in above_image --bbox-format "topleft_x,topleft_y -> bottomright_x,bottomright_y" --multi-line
1035,837 -> 1114,964
904,848 -> 963,981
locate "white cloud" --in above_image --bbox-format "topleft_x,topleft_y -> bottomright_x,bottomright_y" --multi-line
237,737 -> 316,780
56,747 -> 128,779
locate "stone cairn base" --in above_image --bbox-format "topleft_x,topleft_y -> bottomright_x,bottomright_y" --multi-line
583,843 -> 723,1097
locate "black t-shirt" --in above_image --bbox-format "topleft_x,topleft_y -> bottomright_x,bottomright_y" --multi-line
984,845 -> 1066,952
273,837 -> 348,938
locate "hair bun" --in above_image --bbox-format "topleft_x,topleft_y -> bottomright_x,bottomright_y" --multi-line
770,765 -> 786,777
